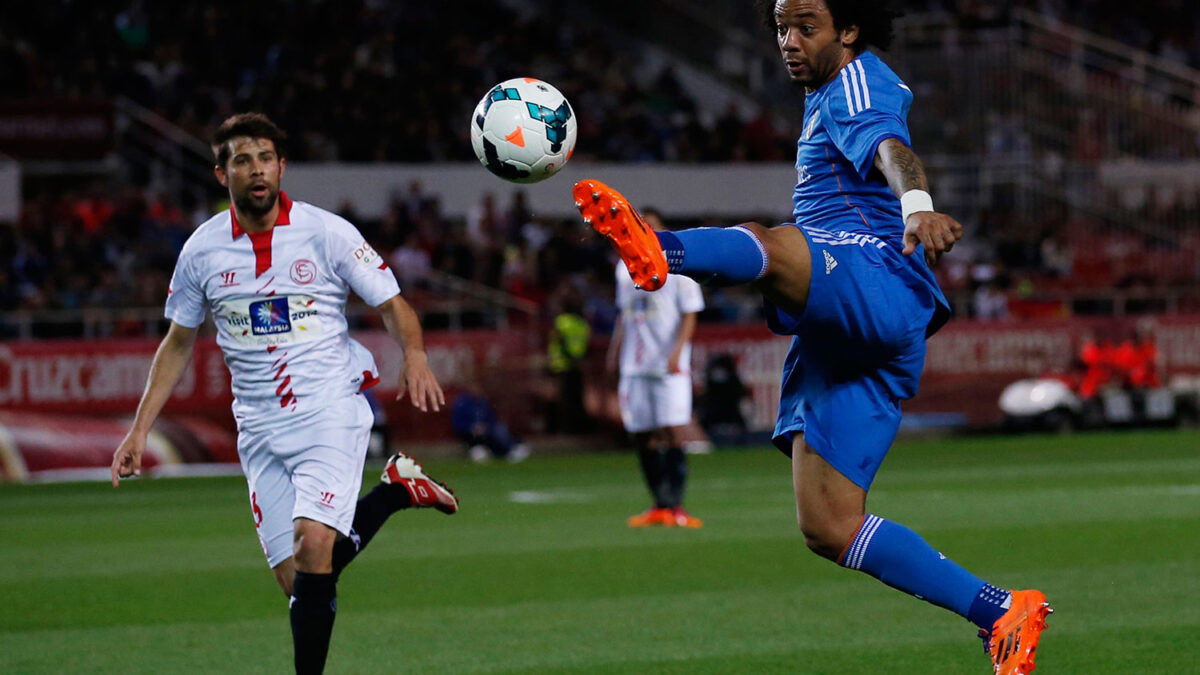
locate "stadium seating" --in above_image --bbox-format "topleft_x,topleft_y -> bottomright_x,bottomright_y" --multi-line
1,0 -> 1197,330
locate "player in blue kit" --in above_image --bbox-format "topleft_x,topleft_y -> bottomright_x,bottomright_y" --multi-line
575,2 -> 1050,673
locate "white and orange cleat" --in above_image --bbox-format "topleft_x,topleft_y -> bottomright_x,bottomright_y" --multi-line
382,452 -> 459,514
982,589 -> 1053,674
574,179 -> 669,291
667,506 -> 703,529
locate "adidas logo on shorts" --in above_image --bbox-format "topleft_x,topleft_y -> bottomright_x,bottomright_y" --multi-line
824,250 -> 838,274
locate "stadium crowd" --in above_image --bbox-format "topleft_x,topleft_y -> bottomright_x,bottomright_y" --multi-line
9,1 -> 1195,164
6,177 -> 1198,334
1,1 -> 798,163
2,0 -> 1198,328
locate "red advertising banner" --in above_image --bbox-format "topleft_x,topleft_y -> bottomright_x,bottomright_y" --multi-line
690,316 -> 1200,428
0,338 -> 232,415
0,100 -> 115,159
0,329 -> 542,438
2,316 -> 1198,461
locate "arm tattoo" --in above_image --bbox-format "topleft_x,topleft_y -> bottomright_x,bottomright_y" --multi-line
874,138 -> 928,196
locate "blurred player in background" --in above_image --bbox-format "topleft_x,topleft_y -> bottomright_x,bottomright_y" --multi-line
111,113 -> 458,675
576,2 -> 1050,672
607,208 -> 706,528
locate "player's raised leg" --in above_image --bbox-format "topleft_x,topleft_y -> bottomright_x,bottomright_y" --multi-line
329,451 -> 458,574
574,179 -> 812,309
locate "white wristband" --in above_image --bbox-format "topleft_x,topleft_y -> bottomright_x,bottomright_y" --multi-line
900,189 -> 934,223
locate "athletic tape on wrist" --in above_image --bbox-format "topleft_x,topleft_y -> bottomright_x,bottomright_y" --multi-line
900,189 -> 934,223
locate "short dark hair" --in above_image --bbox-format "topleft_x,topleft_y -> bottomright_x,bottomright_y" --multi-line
212,113 -> 287,168
756,0 -> 902,52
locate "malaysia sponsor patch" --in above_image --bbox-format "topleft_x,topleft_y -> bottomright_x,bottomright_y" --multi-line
219,295 -> 323,346
250,297 -> 292,335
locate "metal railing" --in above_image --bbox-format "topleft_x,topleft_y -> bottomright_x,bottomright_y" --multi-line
885,10 -> 1200,256
112,97 -> 222,206
0,269 -> 540,341
946,286 -> 1200,318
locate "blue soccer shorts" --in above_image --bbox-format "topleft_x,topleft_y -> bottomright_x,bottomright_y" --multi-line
765,223 -> 938,490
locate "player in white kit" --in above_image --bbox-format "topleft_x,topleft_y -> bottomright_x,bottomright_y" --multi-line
110,114 -> 457,675
608,209 -> 706,528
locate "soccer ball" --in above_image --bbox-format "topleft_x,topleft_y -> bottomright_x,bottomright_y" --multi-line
470,78 -> 577,184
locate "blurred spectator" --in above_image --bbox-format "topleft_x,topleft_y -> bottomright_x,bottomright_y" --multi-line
451,381 -> 530,463
1114,323 -> 1162,389
1078,333 -> 1117,399
389,231 -> 431,288
973,281 -> 1010,321
546,282 -> 592,433
698,353 -> 749,446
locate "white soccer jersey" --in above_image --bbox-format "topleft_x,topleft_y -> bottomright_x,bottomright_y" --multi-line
166,193 -> 400,429
615,263 -> 705,377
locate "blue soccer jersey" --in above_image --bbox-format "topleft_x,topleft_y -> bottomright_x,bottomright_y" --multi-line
765,52 -> 955,482
791,51 -> 949,334
794,51 -> 912,241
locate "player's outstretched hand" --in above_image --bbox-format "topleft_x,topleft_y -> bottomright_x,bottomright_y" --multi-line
398,349 -> 445,413
903,211 -> 963,266
111,431 -> 146,487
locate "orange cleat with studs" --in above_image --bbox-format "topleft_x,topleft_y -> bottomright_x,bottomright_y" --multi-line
573,179 -> 669,291
983,589 -> 1053,675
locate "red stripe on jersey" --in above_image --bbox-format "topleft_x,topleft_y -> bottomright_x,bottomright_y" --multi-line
276,375 -> 292,396
230,192 -> 292,237
378,262 -> 388,270
274,363 -> 287,380
230,192 -> 294,278
266,345 -> 278,353
358,370 -> 380,391
280,390 -> 295,408
248,229 -> 274,277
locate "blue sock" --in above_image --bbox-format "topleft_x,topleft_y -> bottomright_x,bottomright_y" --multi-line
840,515 -> 1009,629
968,583 -> 1013,630
657,227 -> 768,286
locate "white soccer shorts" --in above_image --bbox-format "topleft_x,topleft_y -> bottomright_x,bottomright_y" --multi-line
237,393 -> 373,567
618,373 -> 693,433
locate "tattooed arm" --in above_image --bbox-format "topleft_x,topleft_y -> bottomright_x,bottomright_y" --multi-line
874,138 -> 962,266
875,138 -> 929,194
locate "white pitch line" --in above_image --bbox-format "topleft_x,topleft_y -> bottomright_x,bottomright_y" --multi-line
508,489 -> 601,504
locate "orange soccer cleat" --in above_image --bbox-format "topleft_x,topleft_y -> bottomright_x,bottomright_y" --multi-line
573,179 -> 669,291
667,506 -> 703,529
983,589 -> 1053,675
627,507 -> 673,527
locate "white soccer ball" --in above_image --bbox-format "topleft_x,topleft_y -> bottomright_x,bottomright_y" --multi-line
470,78 -> 577,184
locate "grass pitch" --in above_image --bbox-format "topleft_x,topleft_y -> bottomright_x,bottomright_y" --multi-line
2,429 -> 1198,674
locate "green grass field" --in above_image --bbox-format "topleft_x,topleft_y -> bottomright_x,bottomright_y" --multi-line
2,430 -> 1198,674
